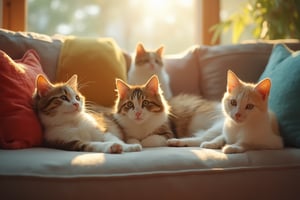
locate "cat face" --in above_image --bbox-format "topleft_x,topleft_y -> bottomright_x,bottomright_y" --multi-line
222,70 -> 271,124
115,75 -> 168,124
134,43 -> 164,72
33,74 -> 84,118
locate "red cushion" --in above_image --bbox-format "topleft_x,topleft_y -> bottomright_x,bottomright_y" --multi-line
0,49 -> 45,149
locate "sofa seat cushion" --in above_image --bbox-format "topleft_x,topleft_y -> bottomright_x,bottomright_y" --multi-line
1,147 -> 300,176
56,37 -> 127,107
1,147 -> 300,199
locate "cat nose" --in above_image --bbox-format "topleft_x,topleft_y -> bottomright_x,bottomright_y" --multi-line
149,64 -> 155,70
136,112 -> 142,117
235,113 -> 241,119
73,103 -> 79,109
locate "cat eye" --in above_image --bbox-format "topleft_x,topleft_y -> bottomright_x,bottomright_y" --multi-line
230,99 -> 237,106
60,95 -> 69,101
142,58 -> 149,63
126,101 -> 134,109
75,95 -> 80,101
245,104 -> 254,110
142,100 -> 149,107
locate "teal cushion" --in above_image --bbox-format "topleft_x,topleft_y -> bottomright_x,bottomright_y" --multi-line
259,44 -> 300,147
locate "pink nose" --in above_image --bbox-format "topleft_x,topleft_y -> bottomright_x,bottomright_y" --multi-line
235,113 -> 241,119
73,103 -> 79,109
136,112 -> 142,118
149,64 -> 155,70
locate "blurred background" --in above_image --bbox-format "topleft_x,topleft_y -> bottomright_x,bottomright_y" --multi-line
1,0 -> 299,54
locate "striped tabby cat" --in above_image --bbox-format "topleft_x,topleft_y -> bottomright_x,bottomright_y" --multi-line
33,74 -> 142,153
113,75 -> 174,147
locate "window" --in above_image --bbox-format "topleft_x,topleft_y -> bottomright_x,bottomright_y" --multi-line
27,0 -> 197,54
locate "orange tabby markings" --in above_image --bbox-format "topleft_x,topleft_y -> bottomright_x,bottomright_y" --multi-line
201,70 -> 283,153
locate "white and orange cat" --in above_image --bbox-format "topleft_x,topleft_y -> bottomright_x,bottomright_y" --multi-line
113,75 -> 174,147
33,74 -> 142,153
201,70 -> 283,153
127,43 -> 172,99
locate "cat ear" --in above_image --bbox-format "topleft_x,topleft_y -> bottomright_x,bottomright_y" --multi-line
36,74 -> 53,97
115,78 -> 130,100
255,78 -> 271,101
136,43 -> 146,56
156,45 -> 164,56
66,74 -> 78,89
145,75 -> 160,95
227,70 -> 241,93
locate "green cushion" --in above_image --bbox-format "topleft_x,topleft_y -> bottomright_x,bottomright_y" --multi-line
259,44 -> 300,147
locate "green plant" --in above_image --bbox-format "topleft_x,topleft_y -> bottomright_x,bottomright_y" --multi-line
211,0 -> 300,43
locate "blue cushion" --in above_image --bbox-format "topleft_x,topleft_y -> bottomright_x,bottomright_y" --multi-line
259,44 -> 300,147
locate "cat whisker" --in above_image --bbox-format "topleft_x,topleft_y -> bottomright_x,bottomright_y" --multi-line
76,78 -> 95,92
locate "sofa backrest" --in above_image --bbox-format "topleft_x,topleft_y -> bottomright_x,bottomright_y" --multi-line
1,28 -> 300,102
0,28 -> 62,82
165,40 -> 300,101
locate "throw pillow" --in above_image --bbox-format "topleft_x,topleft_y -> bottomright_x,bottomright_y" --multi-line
259,44 -> 300,147
56,37 -> 127,107
0,49 -> 45,149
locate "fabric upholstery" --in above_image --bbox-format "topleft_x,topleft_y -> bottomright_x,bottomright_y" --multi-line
165,46 -> 201,96
1,28 -> 300,200
0,28 -> 62,82
0,50 -> 45,149
164,41 -> 300,101
56,37 -> 127,107
1,147 -> 300,200
259,44 -> 300,147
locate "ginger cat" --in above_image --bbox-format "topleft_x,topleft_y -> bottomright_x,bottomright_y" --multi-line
201,70 -> 283,153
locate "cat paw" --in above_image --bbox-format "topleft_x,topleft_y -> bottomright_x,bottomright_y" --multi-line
222,145 -> 245,154
200,141 -> 221,149
167,138 -> 188,147
108,143 -> 123,154
126,138 -> 141,145
124,143 -> 142,152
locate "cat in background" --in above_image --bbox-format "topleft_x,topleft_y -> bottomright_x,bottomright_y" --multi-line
33,74 -> 142,153
201,70 -> 283,153
127,43 -> 173,99
167,94 -> 224,147
113,75 -> 174,147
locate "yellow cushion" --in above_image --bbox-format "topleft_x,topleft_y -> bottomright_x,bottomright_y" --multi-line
56,37 -> 127,107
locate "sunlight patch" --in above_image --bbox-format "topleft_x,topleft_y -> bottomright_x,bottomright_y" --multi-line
71,153 -> 106,166
190,149 -> 228,161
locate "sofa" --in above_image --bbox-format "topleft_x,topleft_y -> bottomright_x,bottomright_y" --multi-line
1,28 -> 300,200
